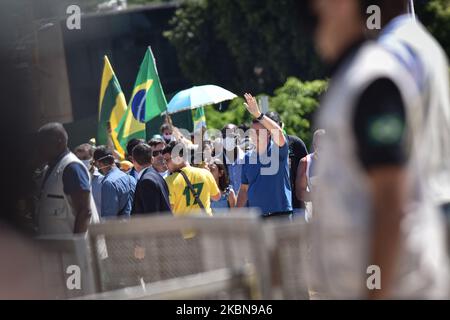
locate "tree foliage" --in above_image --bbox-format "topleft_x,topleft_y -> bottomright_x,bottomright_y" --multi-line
416,0 -> 450,58
166,0 -> 448,147
166,0 -> 450,95
164,0 -> 240,91
270,77 -> 327,147
165,0 -> 324,95
205,77 -> 327,148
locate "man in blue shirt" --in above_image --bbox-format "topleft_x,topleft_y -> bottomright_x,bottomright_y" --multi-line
264,112 -> 308,213
93,146 -> 136,218
236,94 -> 292,218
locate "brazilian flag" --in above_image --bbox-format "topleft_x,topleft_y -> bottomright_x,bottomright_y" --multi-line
116,47 -> 168,150
193,107 -> 207,131
97,55 -> 127,157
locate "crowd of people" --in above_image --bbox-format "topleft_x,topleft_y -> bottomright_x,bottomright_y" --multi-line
33,92 -> 321,237
26,0 -> 450,300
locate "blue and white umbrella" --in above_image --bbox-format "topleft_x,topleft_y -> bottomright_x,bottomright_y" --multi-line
167,85 -> 237,114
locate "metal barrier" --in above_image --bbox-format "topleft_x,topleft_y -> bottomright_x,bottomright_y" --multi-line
88,210 -> 272,299
35,212 -> 312,300
34,212 -> 450,300
75,267 -> 255,300
35,234 -> 96,299
263,220 -> 310,300
448,215 -> 450,256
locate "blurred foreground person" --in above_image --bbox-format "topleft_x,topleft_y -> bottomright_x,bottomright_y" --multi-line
0,20 -> 61,297
35,123 -> 99,235
300,0 -> 448,299
0,224 -> 48,298
376,0 -> 450,216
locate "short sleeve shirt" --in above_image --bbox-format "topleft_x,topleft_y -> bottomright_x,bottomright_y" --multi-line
62,163 -> 91,195
241,139 -> 293,215
165,166 -> 220,216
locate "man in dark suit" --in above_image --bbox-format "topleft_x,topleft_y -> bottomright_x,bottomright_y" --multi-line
126,138 -> 145,181
131,143 -> 172,215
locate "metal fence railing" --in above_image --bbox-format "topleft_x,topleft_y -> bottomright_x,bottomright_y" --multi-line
35,214 -> 450,300
87,210 -> 272,298
75,267 -> 256,300
35,234 -> 96,299
263,221 -> 309,299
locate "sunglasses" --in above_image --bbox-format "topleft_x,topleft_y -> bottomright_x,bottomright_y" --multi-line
152,150 -> 163,157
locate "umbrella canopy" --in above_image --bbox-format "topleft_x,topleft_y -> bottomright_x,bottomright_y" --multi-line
167,85 -> 237,114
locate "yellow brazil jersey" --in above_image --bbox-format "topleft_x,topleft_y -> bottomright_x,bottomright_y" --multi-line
165,166 -> 220,216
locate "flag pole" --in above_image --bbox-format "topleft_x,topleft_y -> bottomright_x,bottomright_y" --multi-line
164,112 -> 173,127
409,0 -> 417,22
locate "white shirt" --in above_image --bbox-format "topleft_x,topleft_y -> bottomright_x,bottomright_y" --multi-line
159,170 -> 169,179
136,165 -> 152,181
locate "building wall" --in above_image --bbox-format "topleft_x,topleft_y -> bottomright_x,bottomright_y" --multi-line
61,4 -> 193,148
2,0 -> 73,131
35,22 -> 74,126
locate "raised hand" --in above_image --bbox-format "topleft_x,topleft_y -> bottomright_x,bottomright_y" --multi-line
244,93 -> 261,118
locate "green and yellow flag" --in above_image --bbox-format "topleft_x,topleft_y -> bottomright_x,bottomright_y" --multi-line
97,55 -> 127,157
116,47 -> 168,150
193,107 -> 207,131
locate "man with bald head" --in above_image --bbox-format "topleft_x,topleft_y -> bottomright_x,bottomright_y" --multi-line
35,122 -> 99,235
